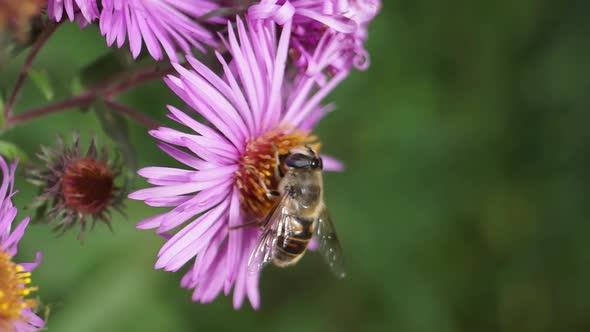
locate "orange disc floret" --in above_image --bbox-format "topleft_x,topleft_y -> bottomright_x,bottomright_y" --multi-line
0,251 -> 38,330
235,129 -> 318,219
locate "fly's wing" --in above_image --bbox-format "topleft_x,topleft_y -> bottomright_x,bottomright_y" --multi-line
315,205 -> 346,278
247,194 -> 292,274
246,226 -> 277,275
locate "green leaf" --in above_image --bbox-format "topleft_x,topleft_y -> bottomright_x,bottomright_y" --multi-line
79,49 -> 135,89
0,17 -> 44,71
30,191 -> 49,225
69,76 -> 94,113
94,99 -> 137,173
0,140 -> 29,161
70,74 -> 84,95
0,35 -> 13,70
0,92 -> 5,131
29,69 -> 54,100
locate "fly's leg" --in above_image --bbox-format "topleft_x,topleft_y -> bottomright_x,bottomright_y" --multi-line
245,165 -> 280,199
230,167 -> 281,231
228,220 -> 260,230
271,143 -> 282,180
259,177 -> 281,199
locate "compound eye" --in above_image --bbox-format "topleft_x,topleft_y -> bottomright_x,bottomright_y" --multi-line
285,153 -> 311,169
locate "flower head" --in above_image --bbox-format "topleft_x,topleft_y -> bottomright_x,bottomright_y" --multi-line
27,135 -> 124,238
99,0 -> 221,62
0,156 -> 44,332
249,0 -> 381,74
47,0 -> 100,26
129,16 -> 343,308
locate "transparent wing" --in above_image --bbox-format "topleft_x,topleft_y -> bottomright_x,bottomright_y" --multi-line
247,194 -> 292,274
247,226 -> 277,275
315,205 -> 346,278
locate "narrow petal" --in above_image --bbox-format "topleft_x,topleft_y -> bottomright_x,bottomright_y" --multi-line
321,154 -> 345,172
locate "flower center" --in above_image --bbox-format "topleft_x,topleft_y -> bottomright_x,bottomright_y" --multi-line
61,158 -> 115,215
236,129 -> 317,219
0,250 -> 37,326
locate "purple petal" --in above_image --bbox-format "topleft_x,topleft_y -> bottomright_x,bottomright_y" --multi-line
129,180 -> 224,200
19,251 -> 42,272
321,154 -> 345,172
156,200 -> 229,268
3,217 -> 30,255
225,189 -> 243,292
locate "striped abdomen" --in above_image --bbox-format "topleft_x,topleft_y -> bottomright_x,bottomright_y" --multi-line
272,216 -> 314,267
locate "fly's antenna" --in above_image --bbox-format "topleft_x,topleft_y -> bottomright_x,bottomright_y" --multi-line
304,144 -> 318,158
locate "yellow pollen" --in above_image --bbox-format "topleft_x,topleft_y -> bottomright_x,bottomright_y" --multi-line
0,251 -> 38,328
235,129 -> 319,219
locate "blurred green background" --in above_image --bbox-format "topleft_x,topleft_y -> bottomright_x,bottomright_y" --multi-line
2,1 -> 590,331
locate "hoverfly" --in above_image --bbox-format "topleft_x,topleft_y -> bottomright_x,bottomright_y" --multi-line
246,146 -> 345,278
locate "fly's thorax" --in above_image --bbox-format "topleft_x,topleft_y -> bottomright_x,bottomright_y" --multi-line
279,169 -> 323,216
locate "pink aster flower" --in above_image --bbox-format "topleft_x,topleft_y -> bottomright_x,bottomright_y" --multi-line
47,0 -> 100,26
129,15 -> 344,308
249,0 -> 381,74
99,0 -> 221,62
0,156 -> 44,332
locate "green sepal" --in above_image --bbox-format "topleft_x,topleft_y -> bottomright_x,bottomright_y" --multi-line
79,49 -> 135,89
29,69 -> 54,100
94,98 -> 137,173
0,140 -> 29,161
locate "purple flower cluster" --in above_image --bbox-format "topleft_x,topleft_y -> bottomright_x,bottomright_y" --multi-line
128,1 -> 379,308
46,0 -> 379,70
47,0 -> 380,309
250,0 -> 380,74
48,0 -> 220,60
47,0 -> 99,26
99,0 -> 220,61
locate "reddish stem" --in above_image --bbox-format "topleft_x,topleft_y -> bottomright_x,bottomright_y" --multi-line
7,93 -> 95,126
5,64 -> 173,128
4,22 -> 60,119
104,100 -> 160,129
103,65 -> 175,98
